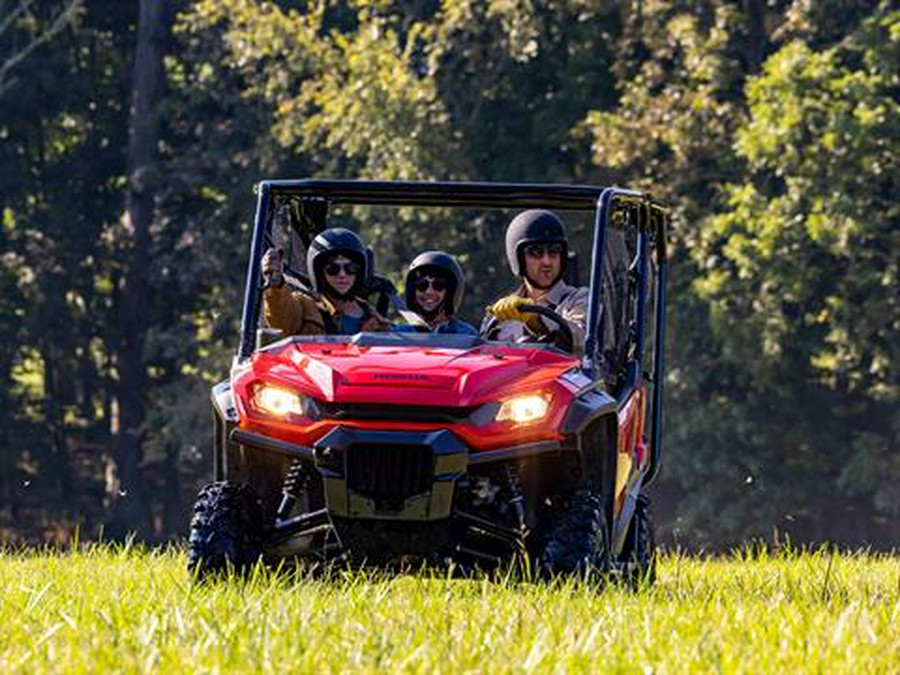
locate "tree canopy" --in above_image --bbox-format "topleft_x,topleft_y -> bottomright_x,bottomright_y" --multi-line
1,0 -> 896,547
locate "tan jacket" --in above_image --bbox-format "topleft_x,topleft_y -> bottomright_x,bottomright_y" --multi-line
263,284 -> 325,336
263,284 -> 389,336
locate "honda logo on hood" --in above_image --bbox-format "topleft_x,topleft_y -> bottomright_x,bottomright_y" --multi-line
373,373 -> 430,380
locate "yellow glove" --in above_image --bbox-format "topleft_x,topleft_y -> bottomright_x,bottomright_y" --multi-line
488,296 -> 544,331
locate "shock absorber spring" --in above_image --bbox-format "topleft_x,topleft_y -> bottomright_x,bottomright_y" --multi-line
277,459 -> 307,521
504,465 -> 528,536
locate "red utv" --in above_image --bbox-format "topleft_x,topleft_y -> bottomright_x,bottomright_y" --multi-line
188,180 -> 669,582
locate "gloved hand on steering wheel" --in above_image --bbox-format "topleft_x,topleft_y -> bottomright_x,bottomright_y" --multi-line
487,296 -> 545,333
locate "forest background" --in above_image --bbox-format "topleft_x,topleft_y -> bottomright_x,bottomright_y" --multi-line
0,0 -> 896,549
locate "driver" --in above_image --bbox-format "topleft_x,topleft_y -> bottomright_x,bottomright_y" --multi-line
398,251 -> 477,334
485,209 -> 588,355
262,227 -> 389,335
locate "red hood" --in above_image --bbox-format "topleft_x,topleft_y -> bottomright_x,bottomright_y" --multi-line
235,341 -> 577,408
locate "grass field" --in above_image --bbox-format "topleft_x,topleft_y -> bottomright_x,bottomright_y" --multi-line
1,546 -> 897,673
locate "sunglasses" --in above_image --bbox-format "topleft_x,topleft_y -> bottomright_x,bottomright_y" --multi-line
415,277 -> 448,293
324,261 -> 360,276
524,243 -> 564,258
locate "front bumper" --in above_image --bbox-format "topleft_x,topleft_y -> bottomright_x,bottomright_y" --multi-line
230,426 -> 561,521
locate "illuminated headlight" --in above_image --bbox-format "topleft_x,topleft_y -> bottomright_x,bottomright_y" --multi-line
252,385 -> 317,418
495,393 -> 551,424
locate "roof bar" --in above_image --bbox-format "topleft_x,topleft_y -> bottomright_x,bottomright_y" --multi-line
259,179 -> 632,211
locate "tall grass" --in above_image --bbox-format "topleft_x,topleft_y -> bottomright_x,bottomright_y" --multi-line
1,545 -> 897,672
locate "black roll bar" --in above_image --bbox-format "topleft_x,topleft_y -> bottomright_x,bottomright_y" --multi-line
580,188 -> 669,485
258,179 -> 613,211
239,181 -> 272,360
581,187 -> 648,379
646,209 -> 669,485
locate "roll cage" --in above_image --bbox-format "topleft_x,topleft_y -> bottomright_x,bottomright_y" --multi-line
238,179 -> 669,482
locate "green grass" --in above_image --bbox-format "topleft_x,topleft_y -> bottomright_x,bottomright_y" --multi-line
1,546 -> 897,673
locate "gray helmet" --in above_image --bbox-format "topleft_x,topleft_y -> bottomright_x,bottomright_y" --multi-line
505,209 -> 568,279
306,227 -> 368,296
405,250 -> 465,316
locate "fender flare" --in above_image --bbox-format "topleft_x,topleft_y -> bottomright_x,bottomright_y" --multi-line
210,380 -> 238,481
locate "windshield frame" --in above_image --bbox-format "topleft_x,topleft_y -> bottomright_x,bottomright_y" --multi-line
239,179 -> 666,378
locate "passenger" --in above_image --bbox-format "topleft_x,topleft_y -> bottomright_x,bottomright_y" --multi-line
485,209 -> 588,355
262,228 -> 389,335
398,251 -> 478,335
261,248 -> 324,336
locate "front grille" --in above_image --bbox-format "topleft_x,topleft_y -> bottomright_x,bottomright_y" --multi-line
320,402 -> 478,423
346,443 -> 433,508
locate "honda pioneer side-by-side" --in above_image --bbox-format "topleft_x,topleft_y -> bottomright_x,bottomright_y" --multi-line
188,180 -> 669,582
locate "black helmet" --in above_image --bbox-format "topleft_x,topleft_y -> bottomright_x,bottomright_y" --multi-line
405,250 -> 465,316
505,209 -> 568,279
306,227 -> 368,297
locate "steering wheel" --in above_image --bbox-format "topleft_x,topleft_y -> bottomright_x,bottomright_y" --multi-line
481,303 -> 574,353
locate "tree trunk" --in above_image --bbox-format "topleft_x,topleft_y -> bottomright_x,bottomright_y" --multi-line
41,341 -> 73,506
741,0 -> 769,74
107,0 -> 168,540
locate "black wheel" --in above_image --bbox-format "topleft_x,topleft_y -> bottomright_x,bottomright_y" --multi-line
187,482 -> 264,579
539,490 -> 608,579
618,493 -> 656,586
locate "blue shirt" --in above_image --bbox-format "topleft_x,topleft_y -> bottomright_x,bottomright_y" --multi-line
395,317 -> 478,335
339,313 -> 365,335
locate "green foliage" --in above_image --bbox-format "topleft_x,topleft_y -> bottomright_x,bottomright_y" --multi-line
0,0 -> 138,533
180,0 -> 462,180
575,1 -> 898,544
581,1 -> 749,215
695,13 -> 899,523
1,0 -> 897,547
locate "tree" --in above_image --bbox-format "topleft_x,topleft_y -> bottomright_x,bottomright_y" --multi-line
1,0 -> 894,548
693,12 -> 899,540
0,0 -> 137,542
106,0 -> 171,539
578,1 -> 896,544
0,0 -> 82,96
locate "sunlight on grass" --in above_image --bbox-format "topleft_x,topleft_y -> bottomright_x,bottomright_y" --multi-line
0,545 -> 897,672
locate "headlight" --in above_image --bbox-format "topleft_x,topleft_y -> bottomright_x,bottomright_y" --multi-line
252,384 -> 317,418
495,393 -> 551,424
